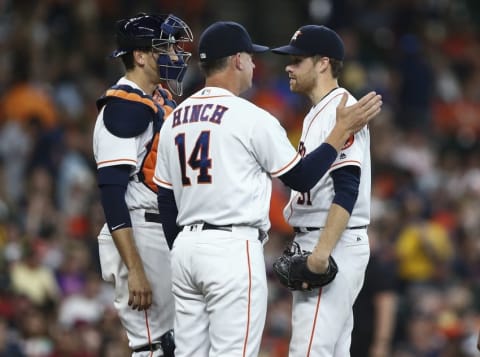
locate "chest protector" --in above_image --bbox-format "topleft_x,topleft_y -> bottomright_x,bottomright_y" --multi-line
96,84 -> 175,193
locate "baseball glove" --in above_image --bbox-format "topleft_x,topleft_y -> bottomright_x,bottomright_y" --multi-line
273,241 -> 338,291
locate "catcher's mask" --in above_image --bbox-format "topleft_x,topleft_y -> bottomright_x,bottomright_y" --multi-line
111,13 -> 193,96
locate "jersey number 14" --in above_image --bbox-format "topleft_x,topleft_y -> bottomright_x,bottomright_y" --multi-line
175,131 -> 212,186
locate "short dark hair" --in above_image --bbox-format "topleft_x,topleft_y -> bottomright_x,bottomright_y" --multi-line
199,56 -> 230,77
120,48 -> 151,71
330,58 -> 343,78
312,55 -> 343,79
120,52 -> 135,70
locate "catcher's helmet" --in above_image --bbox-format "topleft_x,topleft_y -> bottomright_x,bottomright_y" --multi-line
111,13 -> 193,95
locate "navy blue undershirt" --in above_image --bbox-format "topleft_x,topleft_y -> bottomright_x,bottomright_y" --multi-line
330,165 -> 360,214
157,187 -> 179,249
279,143 -> 338,192
97,165 -> 132,232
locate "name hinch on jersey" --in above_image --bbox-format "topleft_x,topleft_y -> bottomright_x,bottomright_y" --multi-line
171,104 -> 229,127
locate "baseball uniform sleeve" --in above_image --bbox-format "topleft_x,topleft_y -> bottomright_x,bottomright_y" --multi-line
94,109 -> 138,169
250,112 -> 300,177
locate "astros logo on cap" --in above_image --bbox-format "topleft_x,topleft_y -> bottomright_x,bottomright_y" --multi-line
291,30 -> 302,41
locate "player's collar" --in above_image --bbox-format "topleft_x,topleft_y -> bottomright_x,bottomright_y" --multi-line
192,86 -> 235,98
117,76 -> 145,94
313,86 -> 342,108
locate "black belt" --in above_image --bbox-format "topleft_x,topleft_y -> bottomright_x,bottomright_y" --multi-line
201,223 -> 232,231
185,223 -> 267,243
183,222 -> 233,232
145,212 -> 162,223
293,225 -> 367,233
133,343 -> 161,353
145,216 -> 233,232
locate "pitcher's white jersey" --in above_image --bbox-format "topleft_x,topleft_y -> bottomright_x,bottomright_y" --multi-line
284,88 -> 371,229
93,77 -> 158,211
154,87 -> 301,231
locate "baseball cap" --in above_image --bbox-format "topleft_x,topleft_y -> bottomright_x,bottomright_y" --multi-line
199,21 -> 269,62
271,25 -> 344,60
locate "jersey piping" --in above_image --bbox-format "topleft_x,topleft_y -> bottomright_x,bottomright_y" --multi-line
97,158 -> 137,167
303,92 -> 345,139
271,152 -> 302,176
242,240 -> 253,357
307,289 -> 323,356
330,159 -> 361,169
189,94 -> 234,99
153,175 -> 172,188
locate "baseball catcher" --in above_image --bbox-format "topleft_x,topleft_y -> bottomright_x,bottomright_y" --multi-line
273,241 -> 338,291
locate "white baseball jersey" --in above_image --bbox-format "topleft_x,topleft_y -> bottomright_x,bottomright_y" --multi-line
93,77 -> 159,212
154,86 -> 301,231
93,77 -> 174,355
285,87 -> 372,357
284,88 -> 371,230
154,86 -> 301,357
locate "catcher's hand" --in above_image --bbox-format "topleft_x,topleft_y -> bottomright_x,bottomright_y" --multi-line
273,241 -> 338,291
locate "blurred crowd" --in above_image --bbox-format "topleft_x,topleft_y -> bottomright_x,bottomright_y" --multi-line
0,0 -> 480,356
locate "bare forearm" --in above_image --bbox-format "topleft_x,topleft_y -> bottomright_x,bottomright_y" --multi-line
111,227 -> 143,271
309,204 -> 350,271
111,227 -> 152,310
315,204 -> 349,255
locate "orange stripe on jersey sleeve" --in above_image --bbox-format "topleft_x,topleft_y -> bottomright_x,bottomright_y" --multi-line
153,175 -> 173,187
330,160 -> 361,169
97,158 -> 137,167
271,152 -> 301,176
106,89 -> 158,113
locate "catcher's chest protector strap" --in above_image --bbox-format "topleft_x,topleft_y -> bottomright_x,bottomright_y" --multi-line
97,85 -> 158,112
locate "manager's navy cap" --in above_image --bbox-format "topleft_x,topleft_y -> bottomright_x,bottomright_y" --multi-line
199,21 -> 269,62
272,25 -> 344,61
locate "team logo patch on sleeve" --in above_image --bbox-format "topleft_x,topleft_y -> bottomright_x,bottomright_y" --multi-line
342,135 -> 354,150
